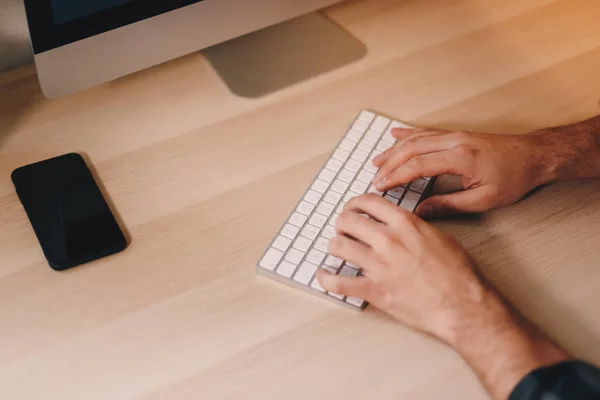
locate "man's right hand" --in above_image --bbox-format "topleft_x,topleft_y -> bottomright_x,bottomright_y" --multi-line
371,128 -> 554,218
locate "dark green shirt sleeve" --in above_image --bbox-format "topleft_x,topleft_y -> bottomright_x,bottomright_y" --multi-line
509,361 -> 600,400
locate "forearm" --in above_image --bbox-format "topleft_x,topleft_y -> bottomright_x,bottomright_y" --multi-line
445,291 -> 569,400
530,114 -> 600,184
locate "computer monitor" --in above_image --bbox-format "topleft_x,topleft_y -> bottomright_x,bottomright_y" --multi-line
23,0 -> 354,98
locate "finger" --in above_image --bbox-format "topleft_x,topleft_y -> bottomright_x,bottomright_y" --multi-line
335,210 -> 391,249
373,135 -> 461,189
377,150 -> 467,191
372,130 -> 446,167
316,269 -> 373,298
328,234 -> 379,271
345,193 -> 421,228
415,187 -> 492,218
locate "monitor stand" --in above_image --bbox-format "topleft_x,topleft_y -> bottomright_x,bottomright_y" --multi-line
201,12 -> 367,98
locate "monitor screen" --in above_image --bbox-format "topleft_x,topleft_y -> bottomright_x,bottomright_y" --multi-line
51,0 -> 136,24
24,0 -> 203,54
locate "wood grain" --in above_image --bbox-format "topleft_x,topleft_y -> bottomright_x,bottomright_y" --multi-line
1,0 -> 600,399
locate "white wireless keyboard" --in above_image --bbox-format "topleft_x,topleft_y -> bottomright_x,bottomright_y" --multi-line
257,111 -> 435,309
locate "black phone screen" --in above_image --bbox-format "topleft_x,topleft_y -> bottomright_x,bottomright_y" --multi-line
11,153 -> 127,270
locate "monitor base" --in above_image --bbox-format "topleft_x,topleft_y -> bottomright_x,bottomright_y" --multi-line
201,12 -> 367,98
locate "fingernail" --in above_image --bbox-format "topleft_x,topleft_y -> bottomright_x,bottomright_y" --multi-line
375,176 -> 386,189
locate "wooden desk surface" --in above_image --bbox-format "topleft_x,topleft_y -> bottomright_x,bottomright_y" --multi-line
2,0 -> 600,398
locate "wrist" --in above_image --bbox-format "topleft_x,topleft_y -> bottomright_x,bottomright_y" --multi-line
445,291 -> 569,399
527,117 -> 600,184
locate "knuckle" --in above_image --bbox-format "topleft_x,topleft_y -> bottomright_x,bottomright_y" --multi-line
402,137 -> 419,150
455,143 -> 475,158
410,155 -> 426,170
376,233 -> 396,253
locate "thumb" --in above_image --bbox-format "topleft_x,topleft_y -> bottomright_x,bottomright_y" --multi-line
415,187 -> 491,219
316,269 -> 372,299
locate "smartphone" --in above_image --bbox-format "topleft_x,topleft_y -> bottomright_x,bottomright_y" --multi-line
11,153 -> 127,271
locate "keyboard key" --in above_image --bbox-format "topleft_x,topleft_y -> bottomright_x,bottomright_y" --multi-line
352,120 -> 370,132
410,178 -> 429,193
358,139 -> 376,152
324,190 -> 342,205
259,248 -> 284,270
346,261 -> 360,270
301,224 -> 320,240
293,236 -> 312,252
387,186 -> 406,199
339,139 -> 356,152
400,190 -> 421,212
340,264 -> 360,277
297,201 -> 315,215
345,159 -> 362,172
345,129 -> 363,141
328,291 -> 345,300
309,213 -> 328,229
319,169 -> 337,183
312,179 -> 330,193
306,249 -> 326,265
326,159 -> 343,172
338,169 -> 356,183
357,170 -> 375,183
343,191 -> 360,203
314,237 -> 329,253
322,225 -> 336,239
311,277 -> 326,292
358,110 -> 376,122
364,129 -> 381,142
317,202 -> 335,217
333,149 -> 350,162
369,149 -> 383,159
350,181 -> 369,194
351,149 -> 369,163
331,180 -> 349,194
371,116 -> 390,132
281,224 -> 300,240
285,249 -> 305,265
321,264 -> 338,274
391,120 -> 412,129
276,261 -> 297,278
376,140 -> 393,151
346,296 -> 366,308
325,255 -> 344,269
329,213 -> 340,226
289,212 -> 308,227
423,176 -> 432,181
384,195 -> 399,204
293,261 -> 318,285
363,162 -> 378,173
336,202 -> 346,214
382,128 -> 396,143
273,236 -> 292,252
368,185 -> 383,196
304,190 -> 322,204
